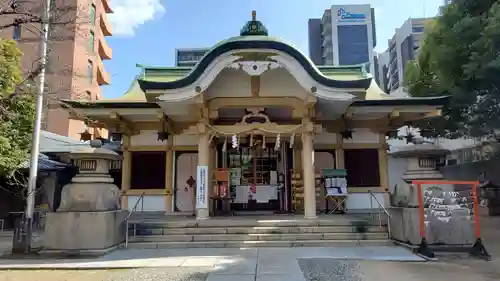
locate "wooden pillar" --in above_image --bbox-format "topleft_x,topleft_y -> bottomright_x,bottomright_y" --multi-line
302,132 -> 317,219
120,135 -> 131,210
378,134 -> 389,192
208,143 -> 217,213
196,124 -> 210,220
164,137 -> 174,213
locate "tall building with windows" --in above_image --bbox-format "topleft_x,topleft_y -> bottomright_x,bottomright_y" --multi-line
0,0 -> 113,139
385,18 -> 432,94
308,4 -> 377,74
175,48 -> 209,67
376,50 -> 390,93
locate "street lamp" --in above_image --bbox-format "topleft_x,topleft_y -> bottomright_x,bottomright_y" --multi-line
24,0 -> 50,253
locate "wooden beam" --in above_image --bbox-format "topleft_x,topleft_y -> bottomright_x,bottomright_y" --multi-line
208,97 -> 304,110
109,111 -> 133,135
389,109 -> 400,119
423,109 -> 442,118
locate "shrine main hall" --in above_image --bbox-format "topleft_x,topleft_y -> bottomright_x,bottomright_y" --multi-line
63,12 -> 448,220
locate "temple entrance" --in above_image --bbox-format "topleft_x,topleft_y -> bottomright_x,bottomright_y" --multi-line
217,141 -> 292,214
174,152 -> 198,212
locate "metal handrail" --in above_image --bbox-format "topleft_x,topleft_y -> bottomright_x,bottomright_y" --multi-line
369,190 -> 392,239
124,192 -> 145,247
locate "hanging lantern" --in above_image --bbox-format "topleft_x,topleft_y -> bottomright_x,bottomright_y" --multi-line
340,130 -> 353,140
157,117 -> 169,141
157,131 -> 169,141
80,129 -> 92,142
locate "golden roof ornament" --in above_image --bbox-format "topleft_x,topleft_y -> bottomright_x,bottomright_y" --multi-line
240,10 -> 268,36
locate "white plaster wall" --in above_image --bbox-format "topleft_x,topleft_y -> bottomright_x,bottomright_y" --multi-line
127,196 -> 165,212
173,134 -> 199,146
130,132 -> 199,147
131,130 -> 167,147
205,68 -> 251,98
346,192 -> 386,211
314,132 -> 338,144
260,68 -> 308,98
388,156 -> 407,193
343,128 -> 380,144
205,67 -> 309,99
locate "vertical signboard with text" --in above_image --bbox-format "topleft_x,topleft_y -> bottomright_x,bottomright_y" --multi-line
196,165 -> 209,209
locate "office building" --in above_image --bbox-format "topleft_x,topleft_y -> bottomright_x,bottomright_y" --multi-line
0,0 -> 113,140
175,48 -> 209,67
308,4 -> 377,74
385,18 -> 431,94
375,50 -> 390,93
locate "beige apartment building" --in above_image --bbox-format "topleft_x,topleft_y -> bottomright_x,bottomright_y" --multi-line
0,0 -> 113,139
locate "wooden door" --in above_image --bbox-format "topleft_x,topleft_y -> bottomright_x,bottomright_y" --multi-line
175,153 -> 198,212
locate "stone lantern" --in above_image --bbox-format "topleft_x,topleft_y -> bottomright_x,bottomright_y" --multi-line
43,140 -> 127,256
388,143 -> 476,247
387,143 -> 449,245
390,143 -> 449,207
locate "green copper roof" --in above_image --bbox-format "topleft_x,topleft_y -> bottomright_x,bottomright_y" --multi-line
60,11 -> 450,110
138,63 -> 371,82
240,11 -> 268,36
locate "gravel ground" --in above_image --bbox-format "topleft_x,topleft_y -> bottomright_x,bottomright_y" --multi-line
298,259 -> 363,281
298,257 -> 500,281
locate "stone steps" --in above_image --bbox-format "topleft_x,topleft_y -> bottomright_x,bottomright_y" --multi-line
130,232 -> 389,243
126,239 -> 392,249
125,215 -> 390,249
128,217 -> 383,228
134,225 -> 387,235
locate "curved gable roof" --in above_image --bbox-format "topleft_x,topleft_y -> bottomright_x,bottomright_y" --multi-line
138,36 -> 372,91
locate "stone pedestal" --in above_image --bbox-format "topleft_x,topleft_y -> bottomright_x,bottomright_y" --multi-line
42,140 -> 125,256
43,210 -> 127,255
388,207 -> 423,245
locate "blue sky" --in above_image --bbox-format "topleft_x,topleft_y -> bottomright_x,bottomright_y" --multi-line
105,0 -> 442,98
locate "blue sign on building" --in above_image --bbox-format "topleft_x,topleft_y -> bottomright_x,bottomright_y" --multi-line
337,8 -> 366,22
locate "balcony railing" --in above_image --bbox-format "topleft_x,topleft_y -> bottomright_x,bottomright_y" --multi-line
96,58 -> 111,85
100,12 -> 113,36
102,0 -> 114,13
98,36 -> 112,60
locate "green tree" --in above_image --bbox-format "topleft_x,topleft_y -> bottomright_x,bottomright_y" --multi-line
0,39 -> 35,178
404,0 -> 500,138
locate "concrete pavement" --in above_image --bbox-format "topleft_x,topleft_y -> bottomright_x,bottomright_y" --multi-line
0,246 -> 424,280
0,215 -> 498,280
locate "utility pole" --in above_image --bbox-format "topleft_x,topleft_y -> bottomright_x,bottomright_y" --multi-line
24,0 -> 51,253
